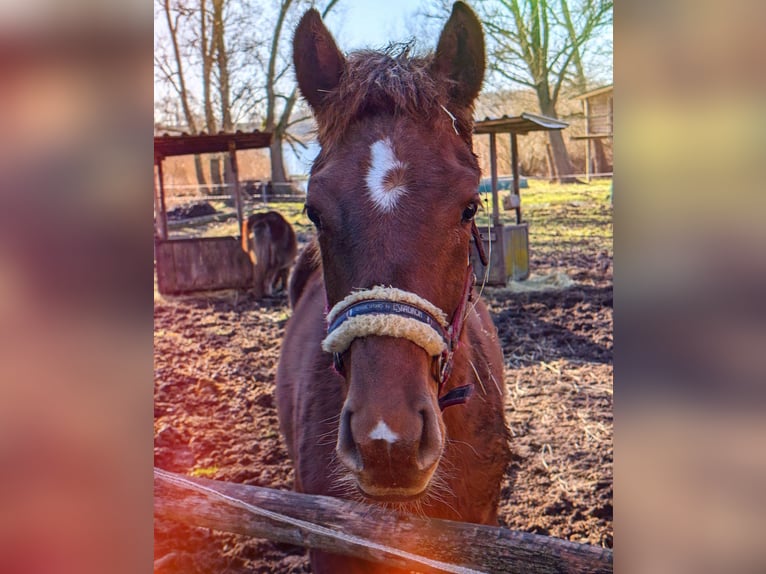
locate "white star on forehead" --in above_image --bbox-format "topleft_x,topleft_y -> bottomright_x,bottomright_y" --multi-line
365,138 -> 408,212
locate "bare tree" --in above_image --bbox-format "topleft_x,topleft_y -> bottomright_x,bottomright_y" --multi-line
478,0 -> 612,182
262,0 -> 295,186
157,0 -> 208,188
557,0 -> 610,175
200,0 -> 235,190
199,0 -> 225,188
214,1 -> 234,132
213,0 -> 236,197
262,0 -> 340,188
155,0 -> 340,191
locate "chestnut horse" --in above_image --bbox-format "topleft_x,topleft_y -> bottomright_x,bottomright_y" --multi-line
276,3 -> 509,572
241,210 -> 297,297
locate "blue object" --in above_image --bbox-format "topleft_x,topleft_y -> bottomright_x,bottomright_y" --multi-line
478,176 -> 528,193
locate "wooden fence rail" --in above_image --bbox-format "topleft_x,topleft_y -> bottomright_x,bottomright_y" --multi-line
154,468 -> 612,574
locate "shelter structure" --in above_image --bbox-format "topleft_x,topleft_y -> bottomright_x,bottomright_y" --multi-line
471,112 -> 568,284
572,85 -> 613,180
154,130 -> 272,294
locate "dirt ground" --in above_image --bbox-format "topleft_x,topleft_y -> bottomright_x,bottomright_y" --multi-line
154,196 -> 613,572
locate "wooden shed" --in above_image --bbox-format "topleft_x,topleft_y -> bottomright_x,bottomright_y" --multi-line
572,85 -> 613,180
471,113 -> 568,284
154,131 -> 272,294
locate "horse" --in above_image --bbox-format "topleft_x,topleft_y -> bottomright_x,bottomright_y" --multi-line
241,210 -> 297,298
276,3 -> 509,571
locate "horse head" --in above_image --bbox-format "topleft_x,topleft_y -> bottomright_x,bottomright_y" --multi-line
293,2 -> 486,502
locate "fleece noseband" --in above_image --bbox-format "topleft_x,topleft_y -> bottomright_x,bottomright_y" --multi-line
322,269 -> 477,410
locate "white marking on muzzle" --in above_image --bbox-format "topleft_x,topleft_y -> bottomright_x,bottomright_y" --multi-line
366,138 -> 407,212
369,420 -> 399,444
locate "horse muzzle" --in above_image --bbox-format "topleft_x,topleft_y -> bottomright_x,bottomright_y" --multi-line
335,385 -> 445,501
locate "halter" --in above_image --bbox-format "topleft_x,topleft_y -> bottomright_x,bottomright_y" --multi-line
323,270 -> 475,410
322,223 -> 488,411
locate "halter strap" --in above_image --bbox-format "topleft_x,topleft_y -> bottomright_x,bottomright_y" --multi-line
322,286 -> 448,357
322,268 -> 477,410
325,285 -> 448,327
327,299 -> 448,351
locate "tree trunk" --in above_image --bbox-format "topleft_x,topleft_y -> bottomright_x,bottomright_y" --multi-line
548,129 -> 577,183
213,0 -> 235,199
263,1 -> 339,188
163,0 -> 208,191
545,143 -> 557,182
214,0 -> 232,133
559,0 -> 587,93
538,93 -> 576,183
210,155 -> 223,197
193,156 -> 206,191
269,133 -> 288,189
201,0 -> 216,134
200,0 -> 221,189
264,0 -> 294,188
270,89 -> 299,188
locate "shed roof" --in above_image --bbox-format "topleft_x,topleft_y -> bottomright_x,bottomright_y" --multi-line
473,112 -> 568,135
574,84 -> 613,100
154,130 -> 272,161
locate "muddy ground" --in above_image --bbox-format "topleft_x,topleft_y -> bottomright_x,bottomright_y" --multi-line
154,225 -> 613,573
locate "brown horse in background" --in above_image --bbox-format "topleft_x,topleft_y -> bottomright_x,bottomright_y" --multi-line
276,3 -> 509,572
241,210 -> 297,298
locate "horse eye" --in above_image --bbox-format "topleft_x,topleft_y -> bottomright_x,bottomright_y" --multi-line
305,204 -> 322,230
462,202 -> 478,222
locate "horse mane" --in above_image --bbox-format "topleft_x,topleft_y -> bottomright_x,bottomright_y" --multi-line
312,43 -> 476,149
288,238 -> 322,309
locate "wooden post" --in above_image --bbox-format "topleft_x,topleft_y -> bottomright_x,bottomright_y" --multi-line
489,132 -> 499,226
584,98 -> 592,182
607,95 -> 613,137
228,141 -> 244,237
488,131 -> 507,281
154,468 -> 613,574
510,132 -> 521,224
153,161 -> 162,239
156,156 -> 169,241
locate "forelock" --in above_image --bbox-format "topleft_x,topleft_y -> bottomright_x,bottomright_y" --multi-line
311,43 -> 473,148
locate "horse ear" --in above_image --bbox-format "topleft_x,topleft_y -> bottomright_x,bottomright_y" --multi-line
431,2 -> 485,107
293,9 -> 346,112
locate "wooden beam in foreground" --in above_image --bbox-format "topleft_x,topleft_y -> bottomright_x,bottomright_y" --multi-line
154,468 -> 612,574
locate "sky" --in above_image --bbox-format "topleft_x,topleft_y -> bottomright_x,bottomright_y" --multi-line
286,0 -> 440,175
322,0 -> 428,52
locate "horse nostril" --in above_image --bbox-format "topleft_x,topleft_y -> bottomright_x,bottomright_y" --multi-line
417,408 -> 443,471
336,408 -> 363,472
